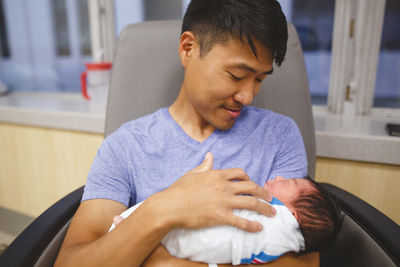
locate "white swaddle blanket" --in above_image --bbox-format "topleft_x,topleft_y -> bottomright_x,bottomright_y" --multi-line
109,197 -> 304,265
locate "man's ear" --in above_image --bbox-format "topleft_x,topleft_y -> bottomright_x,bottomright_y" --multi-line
179,31 -> 197,67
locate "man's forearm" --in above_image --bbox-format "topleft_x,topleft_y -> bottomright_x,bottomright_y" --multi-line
142,246 -> 319,267
220,253 -> 319,267
55,200 -> 174,267
57,155 -> 277,266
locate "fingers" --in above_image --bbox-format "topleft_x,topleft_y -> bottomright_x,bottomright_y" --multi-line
214,168 -> 250,182
230,195 -> 276,218
226,214 -> 263,233
230,180 -> 269,201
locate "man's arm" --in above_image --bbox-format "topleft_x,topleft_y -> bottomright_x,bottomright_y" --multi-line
55,154 -> 275,267
223,252 -> 319,267
142,245 -> 319,267
54,198 -> 172,267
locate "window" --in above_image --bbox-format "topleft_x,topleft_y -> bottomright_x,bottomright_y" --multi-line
52,0 -> 70,56
53,0 -> 91,91
0,0 -> 91,92
373,0 -> 400,109
2,0 -> 398,117
0,0 -> 10,58
115,0 -> 185,36
284,0 -> 335,106
144,0 -> 183,21
77,0 -> 91,56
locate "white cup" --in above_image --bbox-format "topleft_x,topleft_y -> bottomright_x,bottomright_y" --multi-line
81,62 -> 112,110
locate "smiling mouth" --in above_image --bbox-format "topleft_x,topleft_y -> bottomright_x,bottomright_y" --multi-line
225,107 -> 241,112
223,103 -> 243,112
224,107 -> 242,118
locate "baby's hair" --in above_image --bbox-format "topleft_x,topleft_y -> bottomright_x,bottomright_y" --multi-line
293,177 -> 343,254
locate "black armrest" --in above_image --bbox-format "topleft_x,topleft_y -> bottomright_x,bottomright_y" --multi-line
0,186 -> 84,267
320,183 -> 400,267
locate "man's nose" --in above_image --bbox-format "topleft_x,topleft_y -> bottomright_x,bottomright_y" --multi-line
233,82 -> 255,106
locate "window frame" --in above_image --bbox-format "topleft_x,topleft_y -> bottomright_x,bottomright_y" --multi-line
2,0 -> 399,116
327,0 -> 400,116
88,0 -> 115,63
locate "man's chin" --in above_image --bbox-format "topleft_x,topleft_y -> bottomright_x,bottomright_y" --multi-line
214,119 -> 236,131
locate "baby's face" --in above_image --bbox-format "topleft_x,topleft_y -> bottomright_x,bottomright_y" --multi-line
264,176 -> 312,208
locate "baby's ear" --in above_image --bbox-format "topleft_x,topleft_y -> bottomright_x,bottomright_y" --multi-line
291,209 -> 299,221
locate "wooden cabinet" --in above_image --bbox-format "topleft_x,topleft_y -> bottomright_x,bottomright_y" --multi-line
0,123 -> 103,217
316,157 -> 400,225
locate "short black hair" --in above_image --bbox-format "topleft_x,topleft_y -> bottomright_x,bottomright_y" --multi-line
293,177 -> 343,254
182,0 -> 288,66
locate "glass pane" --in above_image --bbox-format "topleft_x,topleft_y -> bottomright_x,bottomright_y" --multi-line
0,0 -> 91,92
115,0 -> 183,36
0,0 -> 10,58
52,0 -> 70,56
373,0 -> 400,109
144,0 -> 183,21
281,0 -> 335,106
77,0 -> 91,56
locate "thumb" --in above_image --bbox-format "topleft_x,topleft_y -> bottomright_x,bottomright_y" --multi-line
190,152 -> 214,173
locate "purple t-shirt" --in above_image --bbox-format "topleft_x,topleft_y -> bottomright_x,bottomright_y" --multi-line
82,106 -> 307,207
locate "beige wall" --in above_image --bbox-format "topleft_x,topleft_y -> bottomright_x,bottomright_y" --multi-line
0,123 -> 103,217
1,122 -> 399,225
315,158 -> 400,225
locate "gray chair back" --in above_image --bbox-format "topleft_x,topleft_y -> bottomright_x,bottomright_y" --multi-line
105,21 -> 316,177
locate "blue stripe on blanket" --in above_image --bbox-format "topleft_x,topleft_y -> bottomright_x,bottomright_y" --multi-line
239,197 -> 285,264
270,196 -> 284,206
240,251 -> 281,264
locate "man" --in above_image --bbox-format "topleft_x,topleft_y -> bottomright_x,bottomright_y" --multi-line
55,0 -> 316,266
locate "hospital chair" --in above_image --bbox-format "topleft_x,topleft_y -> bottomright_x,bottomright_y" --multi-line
1,21 -> 399,267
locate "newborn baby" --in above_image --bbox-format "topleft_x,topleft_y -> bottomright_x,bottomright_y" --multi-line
109,176 -> 341,265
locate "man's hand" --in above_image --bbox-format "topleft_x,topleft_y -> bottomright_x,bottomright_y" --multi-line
56,153 -> 275,267
143,152 -> 275,233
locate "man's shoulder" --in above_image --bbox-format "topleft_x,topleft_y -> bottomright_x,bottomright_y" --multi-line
122,107 -> 166,130
108,108 -> 167,139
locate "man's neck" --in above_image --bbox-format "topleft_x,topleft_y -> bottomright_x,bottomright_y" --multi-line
169,93 -> 215,143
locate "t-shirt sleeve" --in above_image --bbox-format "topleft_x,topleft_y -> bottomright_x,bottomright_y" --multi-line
81,132 -> 134,206
268,118 -> 308,180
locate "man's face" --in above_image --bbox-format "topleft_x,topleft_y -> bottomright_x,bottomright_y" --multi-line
264,176 -> 313,208
181,36 -> 274,130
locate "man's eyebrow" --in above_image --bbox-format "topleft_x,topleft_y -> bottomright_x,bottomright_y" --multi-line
231,63 -> 273,75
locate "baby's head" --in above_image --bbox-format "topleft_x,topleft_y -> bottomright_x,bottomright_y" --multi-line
265,176 -> 342,253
